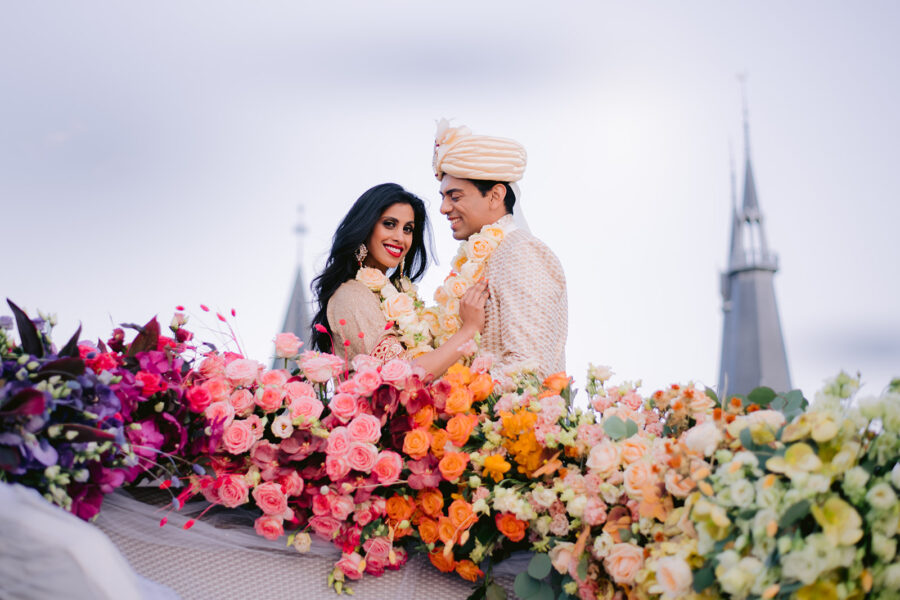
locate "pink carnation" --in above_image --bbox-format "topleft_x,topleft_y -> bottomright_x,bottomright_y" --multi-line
329,393 -> 359,422
252,481 -> 288,516
379,359 -> 411,383
583,497 -> 609,526
372,451 -> 402,484
254,515 -> 284,541
347,413 -> 381,444
347,442 -> 378,473
222,420 -> 255,454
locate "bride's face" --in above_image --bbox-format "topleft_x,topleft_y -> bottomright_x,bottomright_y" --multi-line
363,202 -> 416,273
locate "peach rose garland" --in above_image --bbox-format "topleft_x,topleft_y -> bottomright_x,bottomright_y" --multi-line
354,267 -> 434,357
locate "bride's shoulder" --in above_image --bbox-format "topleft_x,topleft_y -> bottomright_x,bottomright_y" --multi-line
330,279 -> 377,305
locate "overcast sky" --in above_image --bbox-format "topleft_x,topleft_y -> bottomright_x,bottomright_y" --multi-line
2,1 -> 898,400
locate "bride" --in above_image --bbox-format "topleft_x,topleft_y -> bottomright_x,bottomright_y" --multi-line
310,183 -> 489,378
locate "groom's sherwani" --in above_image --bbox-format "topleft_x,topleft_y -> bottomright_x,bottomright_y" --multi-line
482,216 -> 567,377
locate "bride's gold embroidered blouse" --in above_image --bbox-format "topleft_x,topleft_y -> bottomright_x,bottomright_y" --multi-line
326,279 -> 405,363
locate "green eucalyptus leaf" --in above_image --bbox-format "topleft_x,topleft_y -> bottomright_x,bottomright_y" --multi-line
528,553 -> 553,580
739,427 -> 756,451
485,583 -> 507,600
705,386 -> 720,407
748,386 -> 776,406
577,556 -> 588,581
625,419 -> 639,438
603,415 -> 627,440
692,563 -> 715,592
514,573 -> 540,599
534,583 -> 555,600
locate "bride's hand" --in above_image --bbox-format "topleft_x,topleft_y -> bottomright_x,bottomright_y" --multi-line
459,279 -> 490,334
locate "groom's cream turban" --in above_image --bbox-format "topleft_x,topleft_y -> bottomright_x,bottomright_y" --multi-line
432,119 -> 527,182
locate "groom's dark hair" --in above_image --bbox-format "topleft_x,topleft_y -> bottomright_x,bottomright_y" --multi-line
470,180 -> 516,214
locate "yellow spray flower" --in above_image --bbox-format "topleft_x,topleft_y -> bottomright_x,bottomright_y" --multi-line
811,496 -> 864,546
483,454 -> 511,482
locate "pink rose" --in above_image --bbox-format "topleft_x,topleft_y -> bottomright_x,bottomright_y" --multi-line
583,497 -> 608,526
338,378 -> 360,395
252,481 -> 288,516
273,332 -> 303,358
309,515 -> 341,540
380,359 -> 412,383
204,401 -> 235,428
284,380 -> 316,401
347,442 -> 378,473
549,542 -> 578,577
325,453 -> 351,480
312,493 -> 331,516
197,353 -> 226,378
336,552 -> 364,581
603,543 -> 644,584
354,508 -> 375,527
299,352 -> 343,383
203,377 -> 231,403
251,440 -> 278,467
186,386 -> 212,413
260,369 -> 289,387
329,393 -> 359,422
352,368 -> 383,396
363,537 -> 392,563
215,474 -> 250,508
225,359 -> 262,387
372,451 -> 402,485
347,413 -> 381,444
330,494 -> 355,520
229,389 -> 255,415
289,396 -> 324,423
326,427 -> 352,456
586,440 -> 620,477
351,354 -> 381,373
255,386 -> 285,412
254,515 -> 284,541
222,420 -> 255,454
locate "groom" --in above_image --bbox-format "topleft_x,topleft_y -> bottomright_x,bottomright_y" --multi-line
433,121 -> 567,377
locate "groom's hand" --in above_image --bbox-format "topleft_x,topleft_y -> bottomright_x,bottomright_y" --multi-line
458,279 -> 490,334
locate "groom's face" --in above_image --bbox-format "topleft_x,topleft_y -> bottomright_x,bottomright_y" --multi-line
439,175 -> 493,240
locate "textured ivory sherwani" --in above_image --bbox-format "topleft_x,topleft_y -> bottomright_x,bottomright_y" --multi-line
481,215 -> 568,377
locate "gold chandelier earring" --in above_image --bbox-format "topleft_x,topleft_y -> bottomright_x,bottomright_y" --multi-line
399,256 -> 406,278
355,244 -> 368,268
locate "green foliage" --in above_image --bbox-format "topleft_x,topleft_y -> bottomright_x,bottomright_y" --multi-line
528,554 -> 552,579
603,415 -> 639,440
747,386 -> 776,406
692,562 -> 715,592
778,500 -> 811,529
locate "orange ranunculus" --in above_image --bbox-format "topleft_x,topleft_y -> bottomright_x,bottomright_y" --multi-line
495,512 -> 527,542
438,451 -> 469,482
417,488 -> 445,518
483,453 -> 511,482
448,499 -> 476,530
430,428 -> 449,458
429,547 -> 456,573
446,413 -> 479,447
456,559 -> 484,582
418,517 -> 439,544
444,364 -> 472,387
445,386 -> 474,414
543,371 -> 570,394
385,495 -> 415,523
438,516 -> 457,544
402,428 -> 432,460
468,373 -> 493,402
412,405 -> 435,429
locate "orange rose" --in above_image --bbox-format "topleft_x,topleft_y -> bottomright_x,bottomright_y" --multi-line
468,373 -> 493,402
444,364 -> 472,386
412,405 -> 435,429
446,414 -> 478,447
385,495 -> 415,523
438,451 -> 469,482
402,428 -> 432,460
417,488 -> 444,518
456,559 -> 484,582
445,386 -> 474,414
438,516 -> 457,544
543,372 -> 570,394
430,428 -> 449,458
621,436 -> 649,464
495,513 -> 527,542
429,547 -> 456,573
448,499 -> 476,530
418,517 -> 439,544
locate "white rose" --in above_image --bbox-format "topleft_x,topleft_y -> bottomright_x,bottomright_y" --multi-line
843,466 -> 870,492
883,563 -> 900,590
356,267 -> 387,291
867,482 -> 898,511
684,421 -> 722,456
655,556 -> 692,597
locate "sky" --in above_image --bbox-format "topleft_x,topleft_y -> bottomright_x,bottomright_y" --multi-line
2,1 -> 899,401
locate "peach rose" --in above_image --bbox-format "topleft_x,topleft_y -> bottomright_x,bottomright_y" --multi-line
255,386 -> 285,412
448,499 -> 476,530
254,515 -> 284,541
549,542 -> 578,576
222,420 -> 255,454
356,267 -> 388,291
383,293 -> 416,320
215,474 -> 250,508
273,332 -> 303,358
468,373 -> 493,402
411,405 -> 435,429
664,470 -> 696,498
465,235 -> 497,261
347,442 -> 378,473
372,450 -> 402,484
623,461 -> 656,500
385,495 -> 415,523
479,225 -> 505,244
438,451 -> 469,481
252,481 -> 288,516
586,440 -> 621,477
225,359 -> 261,387
402,428 -> 432,460
444,276 -> 470,299
603,543 -> 644,585
459,260 -> 485,282
418,518 -> 439,544
433,285 -> 450,306
456,559 -> 484,582
438,310 -> 462,334
430,428 -> 449,458
380,358 -> 412,383
621,436 -> 649,464
229,389 -> 255,415
429,547 -> 456,573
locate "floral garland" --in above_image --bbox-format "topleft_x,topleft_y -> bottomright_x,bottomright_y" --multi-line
429,217 -> 514,346
355,267 -> 434,357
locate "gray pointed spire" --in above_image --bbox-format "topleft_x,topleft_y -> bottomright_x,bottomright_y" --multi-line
718,87 -> 791,397
273,206 -> 313,368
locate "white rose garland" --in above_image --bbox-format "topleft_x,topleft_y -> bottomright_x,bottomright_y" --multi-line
355,267 -> 433,357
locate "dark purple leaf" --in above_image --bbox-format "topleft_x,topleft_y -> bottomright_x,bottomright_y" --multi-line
0,388 -> 46,416
34,357 -> 86,381
0,446 -> 20,471
6,299 -> 44,358
59,324 -> 83,357
127,317 -> 160,357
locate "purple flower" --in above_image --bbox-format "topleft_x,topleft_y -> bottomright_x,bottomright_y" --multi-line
407,456 -> 441,490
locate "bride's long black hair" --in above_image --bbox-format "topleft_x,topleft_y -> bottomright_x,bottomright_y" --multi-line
310,183 -> 432,352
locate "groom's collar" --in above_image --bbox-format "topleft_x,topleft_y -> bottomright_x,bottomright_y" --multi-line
491,213 -> 517,233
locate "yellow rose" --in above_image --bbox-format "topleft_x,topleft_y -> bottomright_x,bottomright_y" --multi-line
383,293 -> 415,320
356,267 -> 387,291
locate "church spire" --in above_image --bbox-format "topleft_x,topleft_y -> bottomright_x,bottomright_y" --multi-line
718,82 -> 791,397
273,205 -> 313,368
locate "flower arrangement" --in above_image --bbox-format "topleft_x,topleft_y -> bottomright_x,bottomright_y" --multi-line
355,267 -> 434,357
